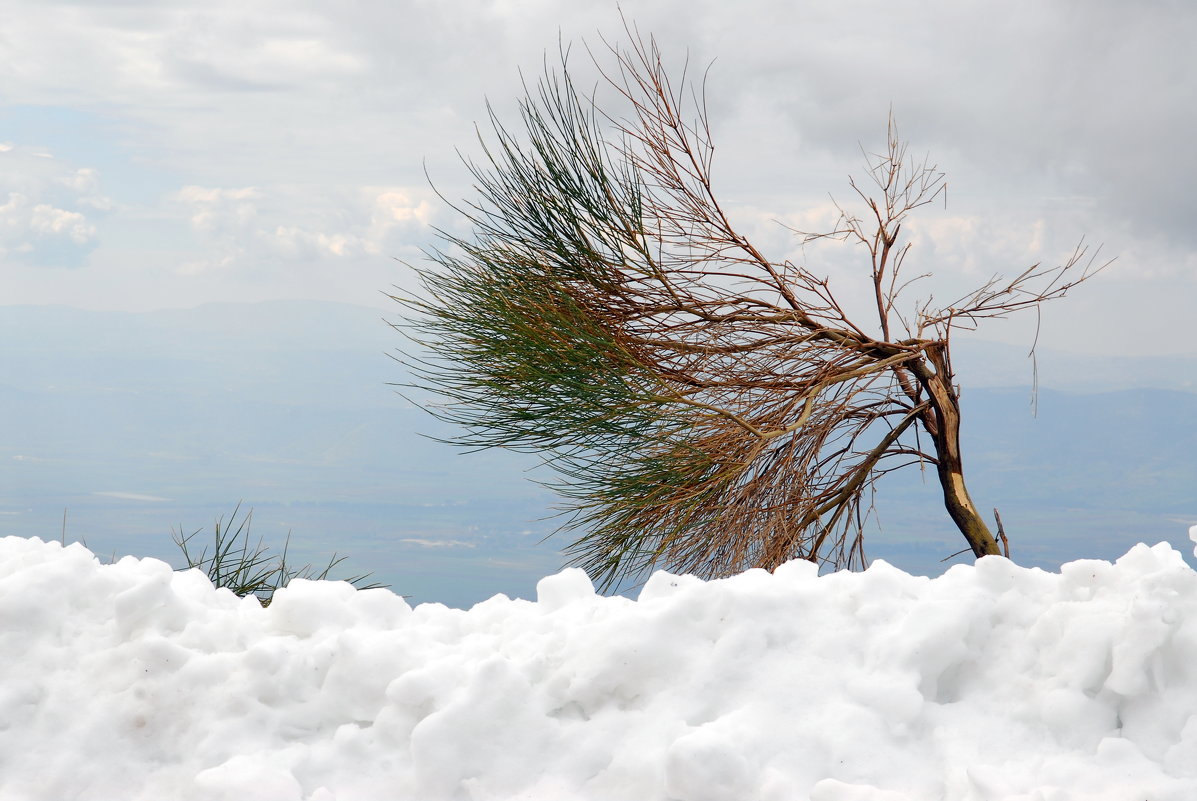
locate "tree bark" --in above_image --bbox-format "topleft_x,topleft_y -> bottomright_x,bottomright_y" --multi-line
912,344 -> 1002,558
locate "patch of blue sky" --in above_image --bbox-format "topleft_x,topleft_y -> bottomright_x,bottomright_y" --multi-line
0,104 -> 181,205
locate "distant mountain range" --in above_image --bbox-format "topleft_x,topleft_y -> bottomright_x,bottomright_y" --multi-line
1,301 -> 1193,606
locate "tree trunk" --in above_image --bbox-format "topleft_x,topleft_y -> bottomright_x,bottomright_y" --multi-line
915,345 -> 1002,559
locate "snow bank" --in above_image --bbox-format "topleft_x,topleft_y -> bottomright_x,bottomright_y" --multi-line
4,533 -> 1197,800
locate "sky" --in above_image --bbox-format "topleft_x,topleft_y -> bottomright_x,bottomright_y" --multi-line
1,0 -> 1194,357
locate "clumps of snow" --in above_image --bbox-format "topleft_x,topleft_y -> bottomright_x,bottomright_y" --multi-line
3,534 -> 1197,799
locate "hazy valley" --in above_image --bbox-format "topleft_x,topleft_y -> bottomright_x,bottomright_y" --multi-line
1,301 -> 1193,607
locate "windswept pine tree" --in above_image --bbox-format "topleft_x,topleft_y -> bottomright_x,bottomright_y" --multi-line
394,29 -> 1104,589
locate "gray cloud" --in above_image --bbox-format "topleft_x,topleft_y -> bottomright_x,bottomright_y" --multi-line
0,0 -> 1192,352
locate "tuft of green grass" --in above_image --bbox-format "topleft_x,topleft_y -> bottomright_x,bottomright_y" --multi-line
171,503 -> 389,606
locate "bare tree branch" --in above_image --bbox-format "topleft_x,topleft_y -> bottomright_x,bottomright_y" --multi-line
395,26 -> 1104,590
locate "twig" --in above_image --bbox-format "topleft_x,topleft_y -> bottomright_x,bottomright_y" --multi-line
993,507 -> 1010,558
940,546 -> 972,563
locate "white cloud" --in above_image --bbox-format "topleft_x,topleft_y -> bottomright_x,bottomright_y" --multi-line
271,226 -> 359,258
365,189 -> 434,254
0,144 -> 111,264
399,538 -> 476,549
372,190 -> 432,227
180,35 -> 365,86
904,214 -> 1051,280
169,183 -> 437,272
29,203 -> 96,243
175,186 -> 261,232
92,491 -> 172,502
176,250 -> 243,277
58,168 -> 114,210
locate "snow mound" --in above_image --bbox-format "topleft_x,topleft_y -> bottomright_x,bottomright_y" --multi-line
4,535 -> 1197,800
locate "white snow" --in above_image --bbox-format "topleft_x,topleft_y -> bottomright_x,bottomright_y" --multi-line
5,533 -> 1197,800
